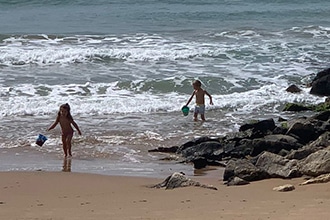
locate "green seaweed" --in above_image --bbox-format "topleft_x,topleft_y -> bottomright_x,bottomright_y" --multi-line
283,102 -> 330,112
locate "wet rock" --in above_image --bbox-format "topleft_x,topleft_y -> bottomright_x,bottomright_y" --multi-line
148,146 -> 178,153
176,136 -> 216,154
310,68 -> 330,96
286,118 -> 318,144
283,103 -> 311,112
250,134 -> 302,156
286,84 -> 302,93
239,118 -> 276,137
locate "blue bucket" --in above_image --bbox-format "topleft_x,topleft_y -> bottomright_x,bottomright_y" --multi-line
36,134 -> 47,146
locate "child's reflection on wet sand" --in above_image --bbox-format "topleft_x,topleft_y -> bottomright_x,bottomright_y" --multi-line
62,157 -> 72,172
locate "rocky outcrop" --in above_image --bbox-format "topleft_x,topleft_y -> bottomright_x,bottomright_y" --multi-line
148,86 -> 330,186
169,111 -> 328,168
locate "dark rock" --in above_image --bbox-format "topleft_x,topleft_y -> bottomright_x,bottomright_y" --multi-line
272,126 -> 288,135
223,158 -> 269,182
287,132 -> 330,160
191,158 -> 226,168
223,139 -> 254,159
278,149 -> 290,157
176,136 -> 217,154
313,102 -> 330,112
256,152 -> 301,178
239,118 -> 276,134
283,103 -> 311,112
286,84 -> 302,93
180,141 -> 223,161
310,68 -> 330,96
298,147 -> 330,177
148,146 -> 178,153
191,157 -> 208,169
278,117 -> 287,122
311,110 -> 330,121
307,131 -> 330,149
250,134 -> 302,157
286,119 -> 318,144
286,147 -> 319,161
283,102 -> 330,112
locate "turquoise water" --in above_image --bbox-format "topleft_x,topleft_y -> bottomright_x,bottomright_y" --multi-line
1,0 -> 329,34
0,0 -> 329,177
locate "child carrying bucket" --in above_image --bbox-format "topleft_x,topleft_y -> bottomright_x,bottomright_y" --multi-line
47,103 -> 82,157
184,80 -> 213,121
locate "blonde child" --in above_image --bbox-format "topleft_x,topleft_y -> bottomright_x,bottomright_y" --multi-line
185,80 -> 213,121
48,103 -> 82,157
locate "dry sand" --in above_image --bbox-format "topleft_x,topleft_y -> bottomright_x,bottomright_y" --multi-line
1,170 -> 330,220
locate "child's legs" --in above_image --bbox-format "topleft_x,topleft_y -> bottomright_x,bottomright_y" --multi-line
66,135 -> 73,156
193,112 -> 198,121
61,134 -> 73,157
61,135 -> 68,157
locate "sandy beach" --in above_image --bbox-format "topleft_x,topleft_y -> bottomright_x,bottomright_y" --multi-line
1,170 -> 330,220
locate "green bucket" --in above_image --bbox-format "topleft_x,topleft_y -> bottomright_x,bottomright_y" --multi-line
181,106 -> 189,116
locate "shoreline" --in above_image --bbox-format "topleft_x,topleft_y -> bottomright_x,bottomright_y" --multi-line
0,148 -> 215,179
1,171 -> 330,220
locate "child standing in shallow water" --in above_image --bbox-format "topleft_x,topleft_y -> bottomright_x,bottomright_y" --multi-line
185,80 -> 213,121
48,103 -> 82,157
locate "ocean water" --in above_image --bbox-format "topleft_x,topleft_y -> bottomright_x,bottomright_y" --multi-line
0,0 -> 329,177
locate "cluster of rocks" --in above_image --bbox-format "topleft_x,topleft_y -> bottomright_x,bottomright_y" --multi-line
149,68 -> 330,186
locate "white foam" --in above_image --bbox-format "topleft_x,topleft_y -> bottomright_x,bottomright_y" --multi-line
216,84 -> 324,114
0,80 -> 325,118
0,30 -> 328,118
1,28 -> 329,69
